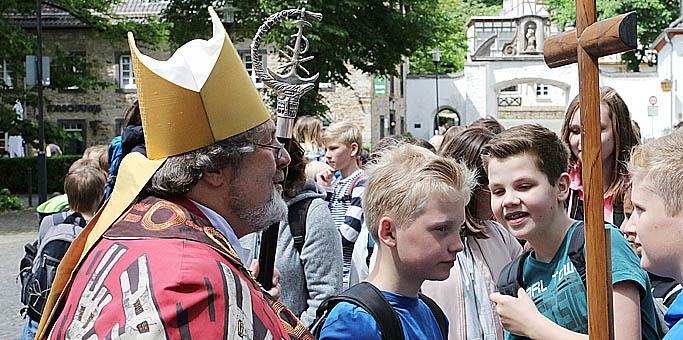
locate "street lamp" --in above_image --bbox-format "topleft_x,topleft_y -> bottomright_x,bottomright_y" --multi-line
432,49 -> 441,135
220,1 -> 239,30
389,98 -> 396,135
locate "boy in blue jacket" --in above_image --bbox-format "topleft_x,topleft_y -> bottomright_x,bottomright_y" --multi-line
629,129 -> 683,339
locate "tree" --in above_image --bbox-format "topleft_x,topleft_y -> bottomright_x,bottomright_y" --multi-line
0,0 -> 167,149
163,0 -> 447,117
408,0 -> 500,75
544,0 -> 678,71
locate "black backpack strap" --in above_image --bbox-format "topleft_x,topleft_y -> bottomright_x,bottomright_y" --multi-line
312,282 -> 403,340
567,221 -> 587,287
63,212 -> 87,228
418,293 -> 448,339
287,198 -> 315,254
496,251 -> 531,297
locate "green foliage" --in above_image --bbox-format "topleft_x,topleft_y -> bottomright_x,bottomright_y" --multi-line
0,188 -> 22,211
0,155 -> 80,194
164,0 -> 446,116
408,0 -> 501,74
48,48 -> 110,91
544,0 -> 678,70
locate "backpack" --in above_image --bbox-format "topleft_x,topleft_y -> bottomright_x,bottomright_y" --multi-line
309,282 -> 448,340
292,175 -> 364,254
496,222 -> 668,336
19,211 -> 87,321
497,221 -> 586,297
288,197 -> 315,254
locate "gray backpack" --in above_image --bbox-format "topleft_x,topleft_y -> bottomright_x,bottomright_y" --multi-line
19,211 -> 86,321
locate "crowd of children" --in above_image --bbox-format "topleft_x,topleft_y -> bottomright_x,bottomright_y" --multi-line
19,85 -> 683,340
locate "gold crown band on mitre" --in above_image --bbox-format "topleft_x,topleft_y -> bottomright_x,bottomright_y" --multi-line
127,6 -> 271,160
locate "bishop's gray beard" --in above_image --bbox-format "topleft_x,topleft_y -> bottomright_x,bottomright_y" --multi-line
235,186 -> 287,234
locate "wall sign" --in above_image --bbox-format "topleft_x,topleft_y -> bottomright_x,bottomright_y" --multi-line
47,104 -> 101,113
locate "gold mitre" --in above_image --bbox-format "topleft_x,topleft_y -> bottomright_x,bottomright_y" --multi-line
128,6 -> 271,160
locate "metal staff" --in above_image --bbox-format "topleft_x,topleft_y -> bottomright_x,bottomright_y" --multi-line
251,5 -> 322,289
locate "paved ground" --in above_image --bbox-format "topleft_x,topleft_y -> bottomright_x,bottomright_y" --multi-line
0,208 -> 39,339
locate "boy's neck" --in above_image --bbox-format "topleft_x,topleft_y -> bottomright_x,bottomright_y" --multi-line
366,248 -> 422,298
527,210 -> 574,263
340,161 -> 360,179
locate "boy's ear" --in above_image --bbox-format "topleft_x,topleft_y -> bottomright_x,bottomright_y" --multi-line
350,142 -> 359,157
378,216 -> 397,247
556,172 -> 571,201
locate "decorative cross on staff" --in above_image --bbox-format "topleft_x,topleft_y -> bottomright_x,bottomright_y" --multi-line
251,4 -> 322,289
544,3 -> 637,339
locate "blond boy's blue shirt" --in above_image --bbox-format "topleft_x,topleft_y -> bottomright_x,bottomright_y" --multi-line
319,290 -> 447,340
506,222 -> 660,340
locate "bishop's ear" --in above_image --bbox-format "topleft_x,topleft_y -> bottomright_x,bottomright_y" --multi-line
377,216 -> 397,248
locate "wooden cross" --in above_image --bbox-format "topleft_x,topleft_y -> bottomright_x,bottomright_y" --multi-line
543,3 -> 636,339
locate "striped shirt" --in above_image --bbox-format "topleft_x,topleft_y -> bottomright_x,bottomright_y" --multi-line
327,169 -> 365,287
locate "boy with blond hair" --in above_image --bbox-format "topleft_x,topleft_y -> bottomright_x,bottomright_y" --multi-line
628,129 -> 683,338
485,124 -> 660,339
317,143 -> 474,339
317,120 -> 366,286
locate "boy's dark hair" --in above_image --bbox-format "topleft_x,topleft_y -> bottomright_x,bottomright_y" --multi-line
65,165 -> 106,215
470,116 -> 505,135
482,124 -> 569,185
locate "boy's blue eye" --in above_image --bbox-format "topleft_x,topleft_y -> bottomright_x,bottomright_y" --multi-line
436,226 -> 449,233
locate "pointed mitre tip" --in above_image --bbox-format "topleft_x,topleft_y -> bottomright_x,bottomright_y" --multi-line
207,6 -> 228,40
127,32 -> 138,52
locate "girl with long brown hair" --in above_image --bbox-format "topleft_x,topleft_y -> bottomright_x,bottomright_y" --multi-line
561,86 -> 640,226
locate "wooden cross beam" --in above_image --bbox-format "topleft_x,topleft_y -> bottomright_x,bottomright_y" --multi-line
543,6 -> 637,340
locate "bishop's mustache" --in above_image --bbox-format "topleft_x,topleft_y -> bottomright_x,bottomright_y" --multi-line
273,169 -> 285,183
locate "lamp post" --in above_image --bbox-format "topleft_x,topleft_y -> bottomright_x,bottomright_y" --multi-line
432,49 -> 441,135
221,1 -> 239,30
36,0 -> 47,203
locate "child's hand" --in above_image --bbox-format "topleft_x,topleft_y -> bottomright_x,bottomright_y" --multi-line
249,260 -> 282,300
316,168 -> 334,187
490,288 -> 544,338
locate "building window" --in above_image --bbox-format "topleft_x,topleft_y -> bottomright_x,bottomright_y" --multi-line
119,54 -> 136,90
379,115 -> 385,139
64,52 -> 86,92
58,119 -> 86,154
1,59 -> 15,89
241,53 -> 264,89
536,83 -> 549,96
501,85 -> 518,93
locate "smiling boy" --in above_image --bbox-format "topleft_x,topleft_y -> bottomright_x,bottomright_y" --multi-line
485,124 -> 660,339
628,129 -> 683,339
319,143 -> 474,339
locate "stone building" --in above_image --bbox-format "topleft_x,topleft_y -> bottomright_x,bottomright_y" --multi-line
406,0 -> 666,140
3,0 -> 406,153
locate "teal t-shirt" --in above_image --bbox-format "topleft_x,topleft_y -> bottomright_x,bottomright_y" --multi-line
506,221 -> 660,340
